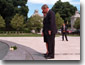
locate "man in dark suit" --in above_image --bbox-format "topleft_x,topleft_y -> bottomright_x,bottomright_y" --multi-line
61,23 -> 68,41
41,4 -> 57,59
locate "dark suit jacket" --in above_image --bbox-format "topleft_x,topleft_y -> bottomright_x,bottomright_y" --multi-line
42,10 -> 57,35
61,25 -> 67,33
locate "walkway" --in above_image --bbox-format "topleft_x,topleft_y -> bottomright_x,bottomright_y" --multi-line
0,36 -> 80,60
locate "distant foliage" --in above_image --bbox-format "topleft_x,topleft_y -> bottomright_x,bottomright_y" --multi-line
52,0 -> 77,22
0,15 -> 5,29
0,0 -> 28,30
11,14 -> 25,31
27,15 -> 43,33
55,13 -> 64,29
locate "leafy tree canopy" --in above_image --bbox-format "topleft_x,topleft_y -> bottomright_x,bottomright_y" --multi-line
55,13 -> 64,29
52,0 -> 77,23
0,0 -> 28,30
0,15 -> 5,30
10,14 -> 25,31
27,15 -> 43,33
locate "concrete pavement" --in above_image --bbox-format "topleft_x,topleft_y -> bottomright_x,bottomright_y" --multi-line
0,36 -> 80,60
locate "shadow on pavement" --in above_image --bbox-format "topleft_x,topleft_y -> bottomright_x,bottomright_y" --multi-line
0,41 -> 9,60
0,40 -> 46,60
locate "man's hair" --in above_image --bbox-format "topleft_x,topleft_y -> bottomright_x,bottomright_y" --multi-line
41,4 -> 49,9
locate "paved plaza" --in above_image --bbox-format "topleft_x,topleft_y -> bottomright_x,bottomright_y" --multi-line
0,36 -> 80,60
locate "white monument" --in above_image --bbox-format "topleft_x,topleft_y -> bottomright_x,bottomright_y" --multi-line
32,10 -> 43,18
71,11 -> 80,30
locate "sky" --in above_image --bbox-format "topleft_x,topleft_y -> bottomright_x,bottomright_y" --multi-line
26,0 -> 80,18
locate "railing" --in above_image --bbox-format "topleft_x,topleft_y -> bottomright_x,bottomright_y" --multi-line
0,31 -> 24,34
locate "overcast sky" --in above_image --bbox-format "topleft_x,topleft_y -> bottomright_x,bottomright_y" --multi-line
26,0 -> 80,18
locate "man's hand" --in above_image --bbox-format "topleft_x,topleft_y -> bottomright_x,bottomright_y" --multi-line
48,30 -> 51,35
42,32 -> 44,36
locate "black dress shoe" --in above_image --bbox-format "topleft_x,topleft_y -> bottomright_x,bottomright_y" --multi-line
45,56 -> 54,59
44,54 -> 48,57
43,54 -> 47,56
66,40 -> 68,41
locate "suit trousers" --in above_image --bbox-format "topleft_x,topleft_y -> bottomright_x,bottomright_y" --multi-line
44,34 -> 55,57
62,32 -> 68,41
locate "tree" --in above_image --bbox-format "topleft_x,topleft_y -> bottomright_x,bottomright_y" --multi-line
0,0 -> 28,30
74,18 -> 80,29
55,13 -> 64,29
52,0 -> 77,22
10,14 -> 25,31
27,15 -> 43,33
0,15 -> 5,30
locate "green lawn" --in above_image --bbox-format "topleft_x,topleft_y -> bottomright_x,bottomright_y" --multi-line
0,33 -> 80,37
0,33 -> 41,37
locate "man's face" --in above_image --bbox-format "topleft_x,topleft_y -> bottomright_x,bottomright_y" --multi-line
42,8 -> 48,14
